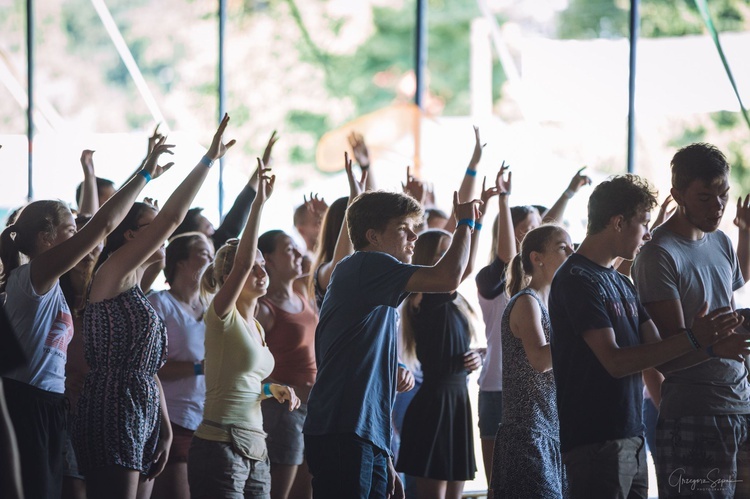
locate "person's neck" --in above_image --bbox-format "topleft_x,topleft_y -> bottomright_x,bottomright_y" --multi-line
236,293 -> 259,322
575,235 -> 619,268
526,274 -> 551,305
265,278 -> 296,304
169,276 -> 201,305
661,210 -> 706,241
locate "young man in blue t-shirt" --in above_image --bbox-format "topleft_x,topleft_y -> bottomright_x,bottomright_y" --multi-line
549,175 -> 744,498
303,189 -> 481,499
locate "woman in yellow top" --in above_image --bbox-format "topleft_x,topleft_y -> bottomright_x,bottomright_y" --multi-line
188,160 -> 300,499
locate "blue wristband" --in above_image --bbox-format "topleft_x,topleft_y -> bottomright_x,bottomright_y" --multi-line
138,170 -> 152,182
193,362 -> 204,376
457,218 -> 475,229
263,383 -> 272,397
474,222 -> 483,231
706,345 -> 717,357
465,168 -> 477,177
200,155 -> 214,168
398,362 -> 407,370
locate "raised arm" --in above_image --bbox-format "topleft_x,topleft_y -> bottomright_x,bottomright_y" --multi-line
463,173 -> 499,280
30,140 -> 173,295
91,115 -> 235,300
214,131 -> 277,248
542,167 -> 591,223
734,194 -> 750,282
212,161 -> 274,319
78,150 -> 99,216
445,126 -> 483,233
121,124 -> 164,187
315,153 -> 367,291
405,194 -> 482,293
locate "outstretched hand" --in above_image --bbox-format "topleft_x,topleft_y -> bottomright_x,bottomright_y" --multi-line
147,124 -> 164,157
254,158 -> 275,205
453,192 -> 483,229
348,131 -> 370,169
141,136 -> 175,180
80,149 -> 96,178
261,130 -> 279,167
567,167 -> 592,194
303,192 -> 328,218
496,161 -> 511,196
206,113 -> 236,161
468,126 -> 486,168
402,166 -> 426,205
479,175 -> 501,218
344,152 -> 367,198
734,194 -> 750,231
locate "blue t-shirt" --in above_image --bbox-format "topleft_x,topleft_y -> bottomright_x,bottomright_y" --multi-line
303,251 -> 420,453
549,253 -> 649,453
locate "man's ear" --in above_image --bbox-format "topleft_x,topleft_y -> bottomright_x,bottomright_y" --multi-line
365,228 -> 379,247
611,214 -> 625,232
670,187 -> 684,207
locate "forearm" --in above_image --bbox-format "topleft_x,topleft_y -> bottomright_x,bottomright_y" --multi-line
234,199 -> 264,268
158,162 -> 212,228
88,173 -> 149,235
606,332 -> 700,378
159,360 -> 200,381
542,194 -> 569,224
214,184 -> 256,247
79,173 -> 99,216
462,214 -> 484,280
737,229 -> 750,282
496,196 -> 515,262
432,226 -> 472,289
656,348 -> 710,374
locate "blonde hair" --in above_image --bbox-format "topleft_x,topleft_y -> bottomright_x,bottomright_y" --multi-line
200,238 -> 238,301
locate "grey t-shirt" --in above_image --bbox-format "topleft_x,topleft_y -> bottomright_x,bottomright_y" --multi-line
632,227 -> 750,418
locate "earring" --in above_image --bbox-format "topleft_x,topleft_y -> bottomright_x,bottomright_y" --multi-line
539,262 -> 543,267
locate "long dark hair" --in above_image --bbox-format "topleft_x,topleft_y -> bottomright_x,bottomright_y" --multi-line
307,196 -> 347,299
506,224 -> 567,296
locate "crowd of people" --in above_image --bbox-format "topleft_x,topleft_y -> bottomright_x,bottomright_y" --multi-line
1,115 -> 750,499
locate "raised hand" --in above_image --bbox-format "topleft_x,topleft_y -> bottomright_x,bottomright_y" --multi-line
453,192 -> 483,228
206,113 -> 236,161
344,152 -> 367,199
468,126 -> 486,169
80,149 -> 96,177
396,365 -> 415,393
141,136 -> 175,180
690,304 -> 743,348
254,158 -> 275,205
496,161 -> 511,196
261,130 -> 279,167
402,166 -> 426,205
479,175 -> 501,218
734,194 -> 750,231
303,192 -> 328,220
143,197 -> 160,209
653,194 -> 676,229
567,166 -> 592,195
348,131 -> 370,169
147,124 -> 164,157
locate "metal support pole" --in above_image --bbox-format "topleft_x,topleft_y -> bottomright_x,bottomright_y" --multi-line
26,0 -> 34,201
627,0 -> 639,174
413,0 -> 427,174
218,0 -> 227,219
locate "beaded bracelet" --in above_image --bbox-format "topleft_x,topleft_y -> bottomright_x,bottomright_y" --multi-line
683,328 -> 702,350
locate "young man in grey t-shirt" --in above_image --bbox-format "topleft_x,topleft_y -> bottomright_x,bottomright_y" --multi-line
633,143 -> 750,498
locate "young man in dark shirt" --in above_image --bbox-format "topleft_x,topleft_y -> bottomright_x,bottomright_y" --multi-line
549,174 -> 744,498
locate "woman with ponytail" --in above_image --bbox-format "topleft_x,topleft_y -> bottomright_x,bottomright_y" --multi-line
188,161 -> 300,499
489,224 -> 573,498
1,135 -> 175,499
73,116 -> 234,499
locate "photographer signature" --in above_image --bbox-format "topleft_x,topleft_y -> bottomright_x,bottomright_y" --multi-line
669,468 -> 742,492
